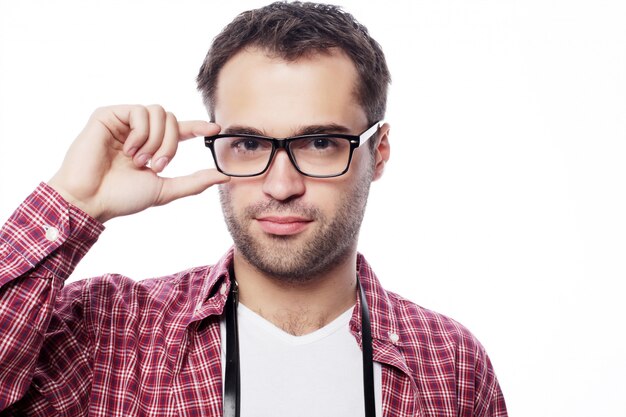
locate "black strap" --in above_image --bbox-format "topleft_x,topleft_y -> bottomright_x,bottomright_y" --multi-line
223,273 -> 376,417
358,277 -> 377,417
223,270 -> 240,417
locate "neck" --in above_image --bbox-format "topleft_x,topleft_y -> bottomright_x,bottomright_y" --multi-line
232,248 -> 358,336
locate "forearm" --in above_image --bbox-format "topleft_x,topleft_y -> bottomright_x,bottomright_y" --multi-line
0,183 -> 103,409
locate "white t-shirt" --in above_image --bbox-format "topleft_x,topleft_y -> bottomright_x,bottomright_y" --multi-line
220,304 -> 382,417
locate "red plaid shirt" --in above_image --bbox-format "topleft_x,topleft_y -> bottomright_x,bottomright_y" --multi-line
0,184 -> 507,417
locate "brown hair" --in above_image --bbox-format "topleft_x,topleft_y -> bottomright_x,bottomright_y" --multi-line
197,1 -> 391,130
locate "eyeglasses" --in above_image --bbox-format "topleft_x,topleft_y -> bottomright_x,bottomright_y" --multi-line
204,121 -> 383,178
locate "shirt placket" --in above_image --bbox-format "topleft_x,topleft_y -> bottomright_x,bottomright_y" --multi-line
349,300 -> 422,416
171,318 -> 224,417
375,342 -> 423,417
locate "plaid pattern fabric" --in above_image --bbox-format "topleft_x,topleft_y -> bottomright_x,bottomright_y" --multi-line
0,184 -> 507,416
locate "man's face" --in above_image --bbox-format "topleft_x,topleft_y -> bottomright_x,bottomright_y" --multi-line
214,48 -> 381,282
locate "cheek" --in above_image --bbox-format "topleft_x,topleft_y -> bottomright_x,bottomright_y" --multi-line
221,179 -> 261,208
350,148 -> 375,178
307,179 -> 356,215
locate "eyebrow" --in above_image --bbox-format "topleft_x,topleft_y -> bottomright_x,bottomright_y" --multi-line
222,123 -> 353,137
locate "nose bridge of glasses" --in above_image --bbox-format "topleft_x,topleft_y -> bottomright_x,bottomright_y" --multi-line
270,138 -> 298,167
265,140 -> 304,179
272,137 -> 290,150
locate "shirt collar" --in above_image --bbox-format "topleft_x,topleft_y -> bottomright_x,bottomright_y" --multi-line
353,253 -> 400,345
191,248 -> 401,345
190,248 -> 417,396
354,253 -> 419,391
190,247 -> 235,322
190,249 -> 419,410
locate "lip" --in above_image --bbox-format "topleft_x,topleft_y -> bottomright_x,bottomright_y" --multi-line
255,216 -> 312,236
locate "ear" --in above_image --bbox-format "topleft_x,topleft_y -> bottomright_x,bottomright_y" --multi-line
372,123 -> 390,181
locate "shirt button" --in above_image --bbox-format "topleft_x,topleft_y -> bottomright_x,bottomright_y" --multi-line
388,332 -> 400,343
45,226 -> 59,242
220,283 -> 228,295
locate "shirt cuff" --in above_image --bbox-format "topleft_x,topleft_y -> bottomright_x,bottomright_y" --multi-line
0,183 -> 105,285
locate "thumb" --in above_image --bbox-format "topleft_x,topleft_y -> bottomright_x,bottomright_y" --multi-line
157,169 -> 230,206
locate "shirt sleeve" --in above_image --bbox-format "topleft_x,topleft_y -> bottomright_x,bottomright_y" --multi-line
0,183 -> 104,412
474,346 -> 508,417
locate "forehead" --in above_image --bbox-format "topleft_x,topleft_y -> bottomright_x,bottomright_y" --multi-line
214,47 -> 367,135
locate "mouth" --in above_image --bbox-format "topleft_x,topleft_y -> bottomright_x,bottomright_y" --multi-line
255,216 -> 313,236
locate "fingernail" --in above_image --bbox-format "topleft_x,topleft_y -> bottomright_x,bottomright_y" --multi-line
154,157 -> 169,172
136,154 -> 150,166
127,147 -> 138,157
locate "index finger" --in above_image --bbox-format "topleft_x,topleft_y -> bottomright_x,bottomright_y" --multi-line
178,120 -> 221,141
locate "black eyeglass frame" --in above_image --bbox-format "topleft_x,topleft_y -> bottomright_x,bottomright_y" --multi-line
204,121 -> 384,178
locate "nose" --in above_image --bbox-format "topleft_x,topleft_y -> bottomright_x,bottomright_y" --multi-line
261,149 -> 306,201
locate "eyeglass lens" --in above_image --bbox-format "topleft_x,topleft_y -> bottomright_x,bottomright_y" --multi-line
212,136 -> 352,176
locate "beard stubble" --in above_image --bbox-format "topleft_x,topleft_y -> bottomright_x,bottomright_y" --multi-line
219,167 -> 374,283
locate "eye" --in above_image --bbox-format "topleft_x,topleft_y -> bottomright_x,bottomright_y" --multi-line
236,139 -> 259,151
231,138 -> 265,152
296,138 -> 340,151
242,139 -> 259,151
312,138 -> 332,150
289,137 -> 345,154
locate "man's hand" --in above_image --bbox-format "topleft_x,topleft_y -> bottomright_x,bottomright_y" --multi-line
48,105 -> 230,223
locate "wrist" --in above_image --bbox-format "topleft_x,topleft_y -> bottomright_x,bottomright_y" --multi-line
46,177 -> 106,223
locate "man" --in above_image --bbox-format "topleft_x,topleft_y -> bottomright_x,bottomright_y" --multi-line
0,2 -> 507,416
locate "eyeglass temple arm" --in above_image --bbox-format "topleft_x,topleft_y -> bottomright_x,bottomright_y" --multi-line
357,121 -> 384,146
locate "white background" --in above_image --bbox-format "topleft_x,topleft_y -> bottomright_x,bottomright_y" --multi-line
1,1 -> 625,416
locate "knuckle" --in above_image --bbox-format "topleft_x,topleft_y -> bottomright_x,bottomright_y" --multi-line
166,111 -> 178,123
134,105 -> 150,118
91,106 -> 111,119
147,104 -> 166,117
